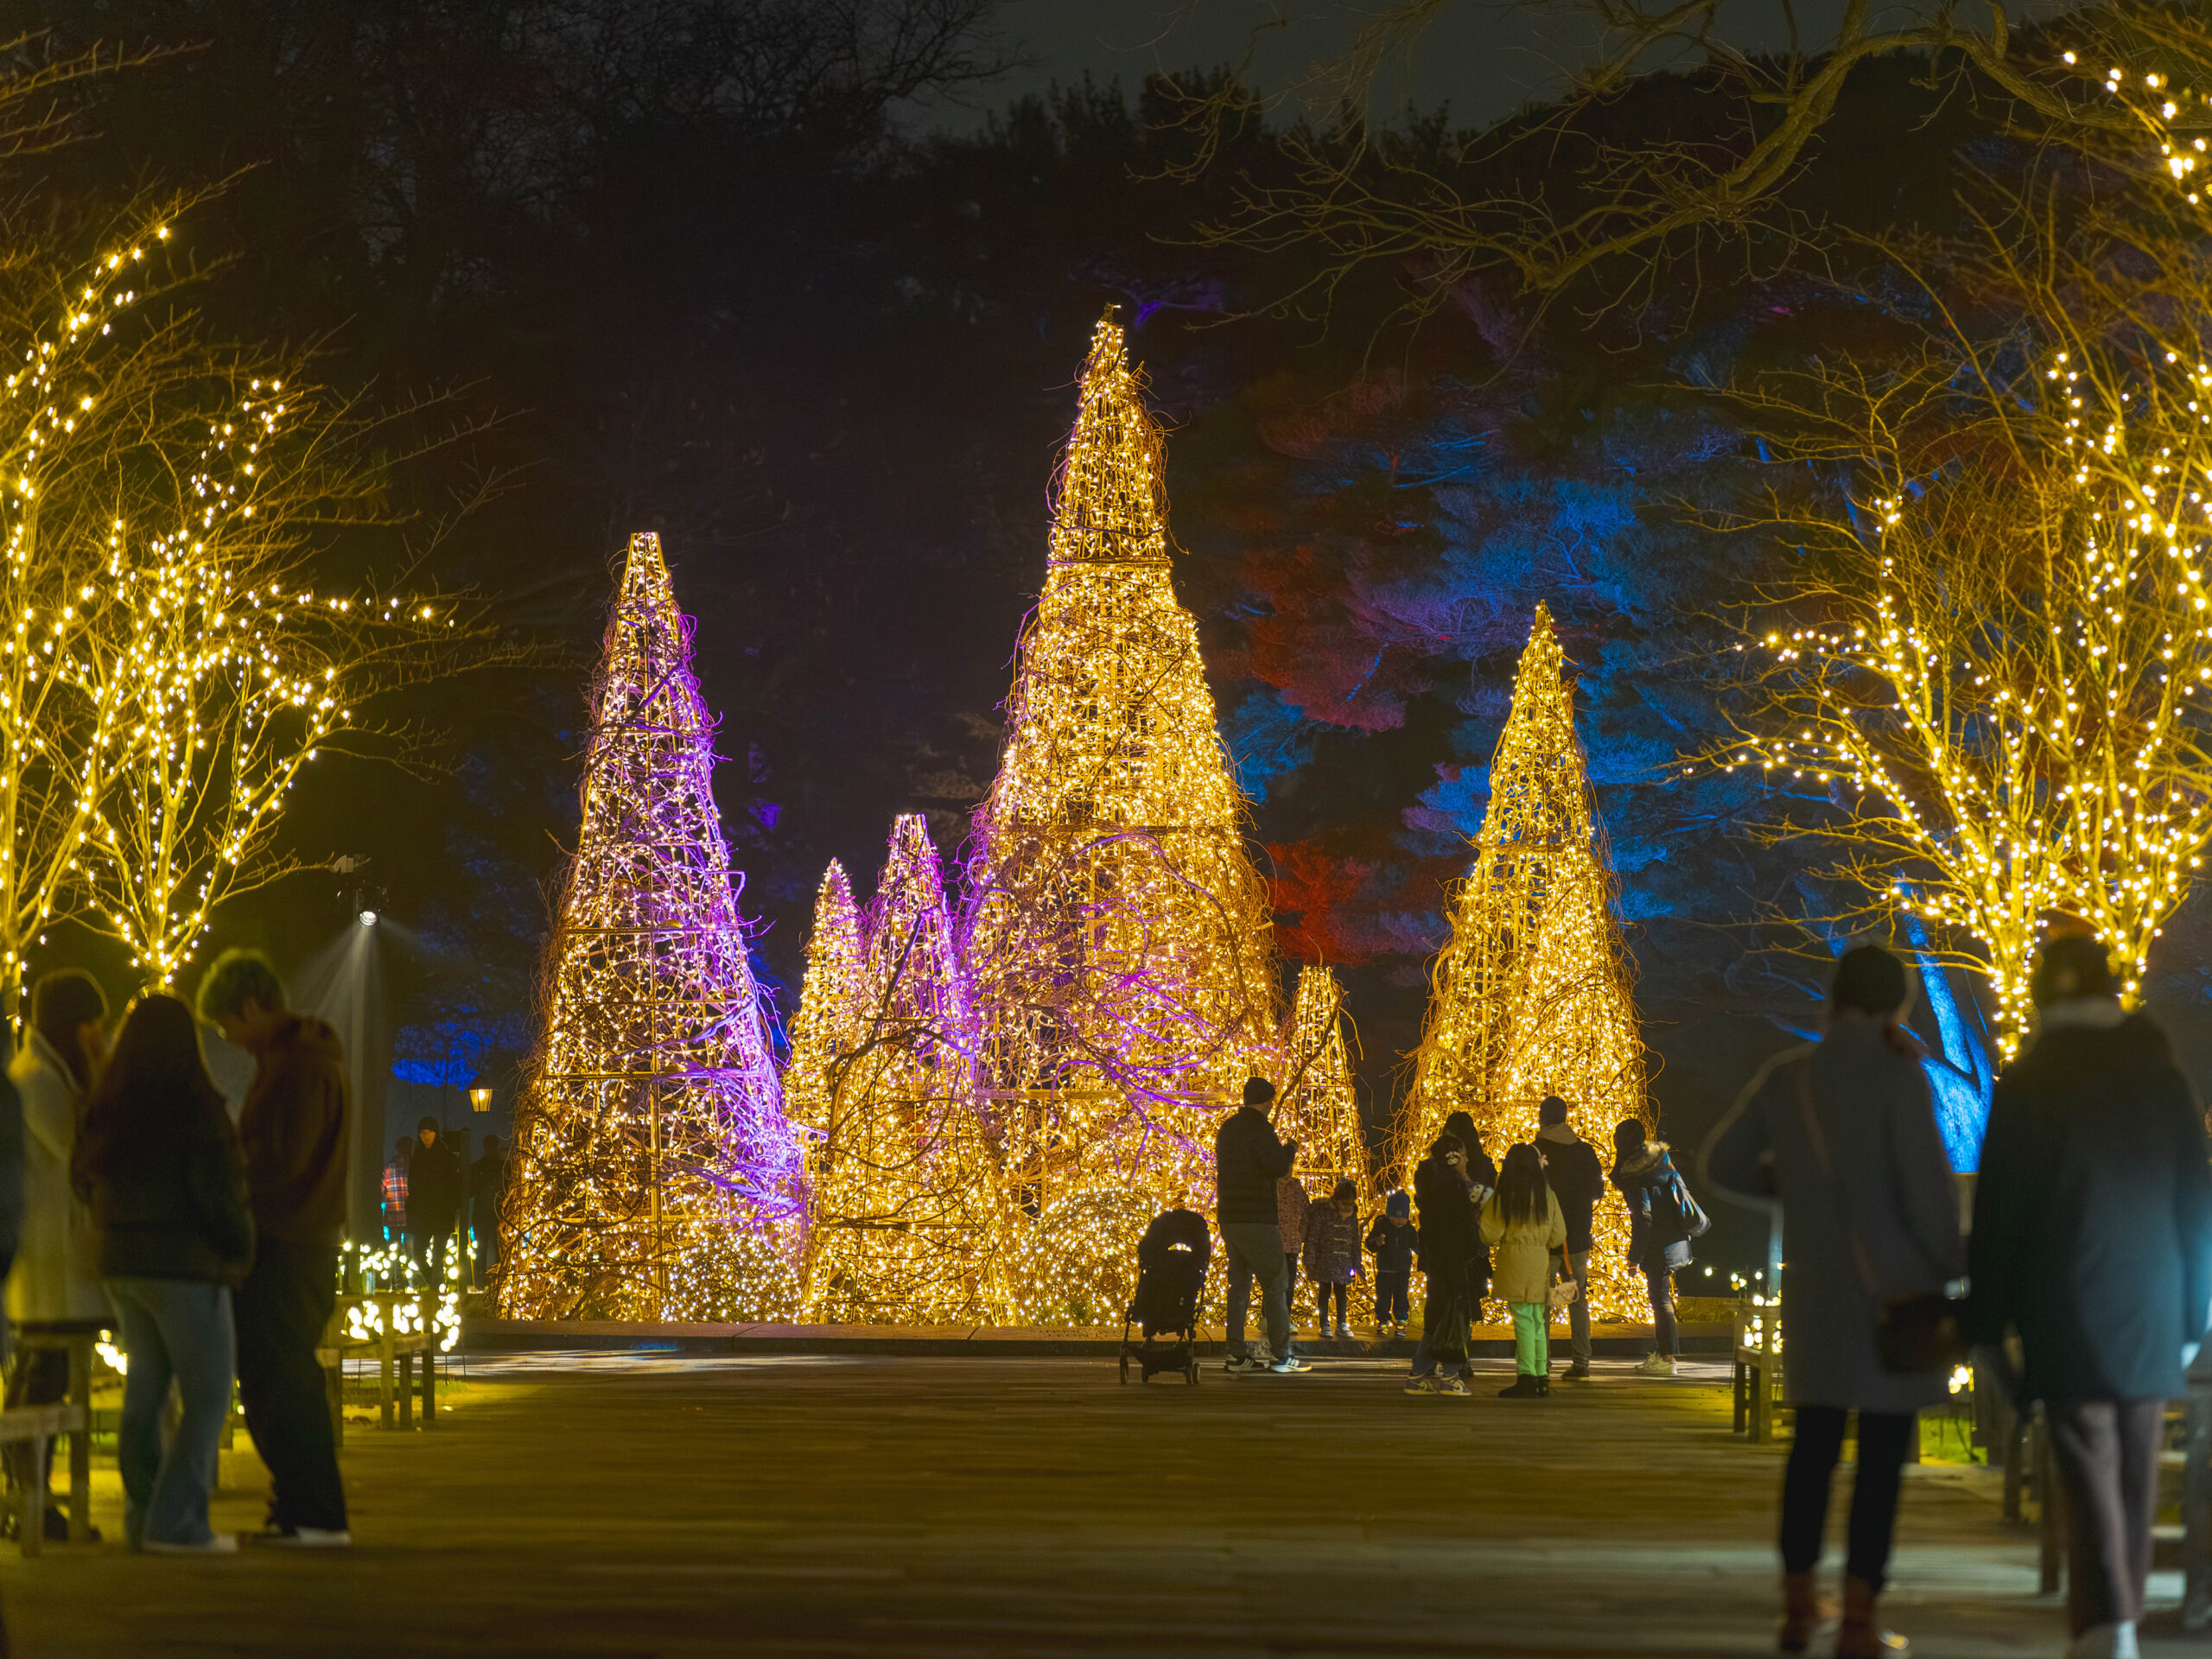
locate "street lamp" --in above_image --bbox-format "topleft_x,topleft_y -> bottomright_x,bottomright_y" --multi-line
469,1087 -> 493,1113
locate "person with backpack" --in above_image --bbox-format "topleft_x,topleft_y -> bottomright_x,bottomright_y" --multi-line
1702,944 -> 1962,1659
1365,1189 -> 1415,1338
1965,937 -> 2212,1659
1535,1096 -> 1606,1382
1610,1120 -> 1703,1377
1482,1143 -> 1567,1399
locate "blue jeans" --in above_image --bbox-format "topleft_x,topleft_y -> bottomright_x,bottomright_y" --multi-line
1220,1221 -> 1292,1361
107,1277 -> 236,1548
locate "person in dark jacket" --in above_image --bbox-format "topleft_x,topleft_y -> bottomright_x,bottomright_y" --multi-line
1213,1077 -> 1306,1376
72,995 -> 252,1554
1535,1096 -> 1606,1382
469,1132 -> 507,1281
200,949 -> 352,1546
1443,1109 -> 1497,1304
1365,1189 -> 1415,1338
405,1117 -> 463,1290
1406,1135 -> 1483,1395
1966,937 -> 2212,1659
1611,1122 -> 1694,1377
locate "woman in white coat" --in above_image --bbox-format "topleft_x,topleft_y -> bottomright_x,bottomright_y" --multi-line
5,969 -> 111,1540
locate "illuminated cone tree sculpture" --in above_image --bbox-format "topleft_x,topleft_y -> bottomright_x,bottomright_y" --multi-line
803,816 -> 1000,1322
967,311 -> 1282,1323
501,532 -> 804,1321
1404,605 -> 1652,1319
783,859 -> 865,1147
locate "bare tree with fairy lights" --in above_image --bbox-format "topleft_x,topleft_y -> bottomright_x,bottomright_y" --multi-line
499,531 -> 803,1322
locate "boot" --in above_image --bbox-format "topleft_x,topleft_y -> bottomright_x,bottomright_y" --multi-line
1496,1375 -> 1542,1399
1836,1575 -> 1908,1657
1536,1376 -> 1551,1396
1777,1572 -> 1835,1655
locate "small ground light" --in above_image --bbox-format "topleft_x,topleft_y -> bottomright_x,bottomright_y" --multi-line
359,908 -> 378,926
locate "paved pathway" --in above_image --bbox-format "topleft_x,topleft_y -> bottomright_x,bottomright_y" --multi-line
0,1355 -> 2186,1656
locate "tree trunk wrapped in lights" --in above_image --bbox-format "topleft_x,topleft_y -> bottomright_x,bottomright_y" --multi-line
964,311 -> 1282,1325
803,815 -> 1000,1322
1404,605 -> 1651,1321
500,532 -> 803,1321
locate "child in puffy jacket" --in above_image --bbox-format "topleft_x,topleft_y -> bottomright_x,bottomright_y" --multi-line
1365,1189 -> 1415,1338
1301,1179 -> 1363,1338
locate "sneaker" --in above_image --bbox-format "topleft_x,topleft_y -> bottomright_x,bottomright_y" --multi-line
1334,1322 -> 1351,1340
1497,1376 -> 1543,1399
1637,1352 -> 1677,1377
1565,1358 -> 1592,1381
266,1527 -> 353,1548
1224,1355 -> 1268,1376
1403,1375 -> 1441,1395
1439,1376 -> 1470,1396
1376,1324 -> 1394,1339
144,1534 -> 238,1555
1268,1355 -> 1311,1375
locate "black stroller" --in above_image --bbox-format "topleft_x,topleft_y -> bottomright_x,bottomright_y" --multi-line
1119,1207 -> 1211,1384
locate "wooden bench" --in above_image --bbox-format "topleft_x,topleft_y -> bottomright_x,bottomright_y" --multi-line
0,1402 -> 87,1556
1731,1297 -> 1780,1443
316,1291 -> 437,1438
10,1322 -> 105,1550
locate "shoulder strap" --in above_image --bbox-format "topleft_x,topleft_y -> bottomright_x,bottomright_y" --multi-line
1795,1060 -> 1882,1300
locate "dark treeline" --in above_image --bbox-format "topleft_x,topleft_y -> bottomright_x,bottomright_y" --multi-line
17,3 -> 2201,1275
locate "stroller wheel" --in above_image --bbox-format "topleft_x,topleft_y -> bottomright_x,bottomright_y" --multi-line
1118,1354 -> 1129,1384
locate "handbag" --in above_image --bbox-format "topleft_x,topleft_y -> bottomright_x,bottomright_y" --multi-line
1548,1276 -> 1580,1312
1796,1066 -> 1960,1375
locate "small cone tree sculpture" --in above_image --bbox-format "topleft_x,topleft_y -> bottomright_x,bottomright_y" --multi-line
966,311 -> 1281,1323
501,532 -> 804,1321
783,860 -> 865,1144
1279,963 -> 1373,1323
1280,965 -> 1370,1205
1404,605 -> 1652,1319
804,816 -> 1000,1322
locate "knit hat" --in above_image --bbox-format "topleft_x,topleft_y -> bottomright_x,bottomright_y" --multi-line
2031,934 -> 2120,1005
1386,1191 -> 1410,1221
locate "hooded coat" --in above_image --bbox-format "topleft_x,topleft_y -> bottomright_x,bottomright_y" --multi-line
1702,1016 -> 1964,1414
1965,1005 -> 2212,1404
5,1033 -> 109,1324
1301,1200 -> 1362,1285
1611,1141 -> 1695,1273
1479,1186 -> 1567,1304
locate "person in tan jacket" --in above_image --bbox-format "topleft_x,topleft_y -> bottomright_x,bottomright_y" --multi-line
1481,1144 -> 1566,1400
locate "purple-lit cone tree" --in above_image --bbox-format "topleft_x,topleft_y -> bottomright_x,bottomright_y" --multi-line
964,313 -> 1283,1325
1404,606 -> 1651,1320
500,532 -> 804,1321
783,860 -> 864,1149
801,816 -> 1000,1322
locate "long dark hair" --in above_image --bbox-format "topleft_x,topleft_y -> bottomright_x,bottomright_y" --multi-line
1496,1143 -> 1547,1226
73,994 -> 232,1187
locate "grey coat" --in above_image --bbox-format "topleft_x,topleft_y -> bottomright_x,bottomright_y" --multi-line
1702,1017 -> 1964,1414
